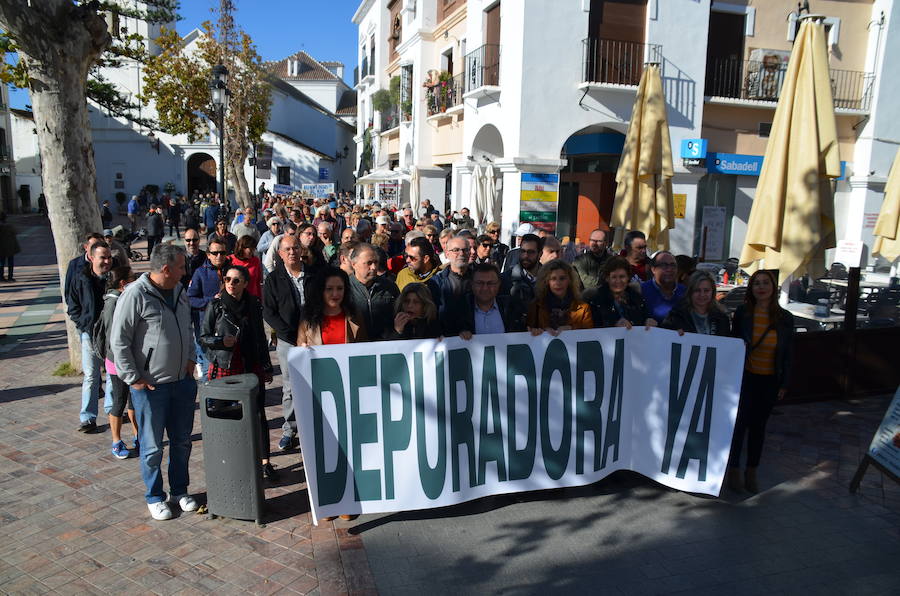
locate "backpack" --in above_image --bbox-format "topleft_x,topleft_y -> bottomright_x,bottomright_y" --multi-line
90,292 -> 118,361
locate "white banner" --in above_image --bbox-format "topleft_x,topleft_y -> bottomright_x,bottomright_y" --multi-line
288,328 -> 745,523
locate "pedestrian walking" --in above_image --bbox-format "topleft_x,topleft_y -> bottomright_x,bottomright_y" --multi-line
0,213 -> 21,282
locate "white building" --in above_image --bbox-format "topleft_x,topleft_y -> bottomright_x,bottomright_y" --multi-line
10,108 -> 42,210
14,6 -> 359,210
0,86 -> 17,213
353,0 -> 899,265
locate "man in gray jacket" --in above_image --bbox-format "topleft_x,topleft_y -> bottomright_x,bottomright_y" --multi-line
111,244 -> 198,521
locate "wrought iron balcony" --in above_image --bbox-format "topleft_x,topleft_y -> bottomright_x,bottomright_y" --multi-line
425,73 -> 464,116
582,38 -> 662,86
361,56 -> 370,81
705,57 -> 875,111
465,43 -> 500,92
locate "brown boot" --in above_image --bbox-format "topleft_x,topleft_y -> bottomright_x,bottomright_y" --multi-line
727,467 -> 743,492
744,467 -> 759,494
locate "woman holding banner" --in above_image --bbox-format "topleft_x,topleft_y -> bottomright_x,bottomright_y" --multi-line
728,269 -> 794,493
662,271 -> 731,336
527,259 -> 593,335
387,283 -> 442,340
297,266 -> 367,522
588,257 -> 655,329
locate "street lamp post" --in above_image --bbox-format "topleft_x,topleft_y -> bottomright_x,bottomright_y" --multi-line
210,64 -> 229,203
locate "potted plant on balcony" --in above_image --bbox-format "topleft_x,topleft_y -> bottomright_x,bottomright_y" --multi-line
424,70 -> 453,115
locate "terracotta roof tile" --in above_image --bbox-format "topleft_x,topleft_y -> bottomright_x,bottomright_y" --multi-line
264,51 -> 342,82
336,89 -> 358,116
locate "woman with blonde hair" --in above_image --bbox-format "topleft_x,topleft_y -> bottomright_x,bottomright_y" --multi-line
527,259 -> 593,335
387,283 -> 442,339
662,270 -> 731,336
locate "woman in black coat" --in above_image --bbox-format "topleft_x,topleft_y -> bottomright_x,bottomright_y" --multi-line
662,271 -> 731,336
588,256 -> 656,328
201,264 -> 277,479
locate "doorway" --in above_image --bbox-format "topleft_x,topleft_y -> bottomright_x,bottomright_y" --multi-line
187,153 -> 217,198
705,11 -> 746,97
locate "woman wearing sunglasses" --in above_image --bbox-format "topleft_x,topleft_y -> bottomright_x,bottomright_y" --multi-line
200,264 -> 277,480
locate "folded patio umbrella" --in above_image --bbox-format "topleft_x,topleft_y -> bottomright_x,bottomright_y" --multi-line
610,63 -> 675,251
873,148 -> 900,263
483,165 -> 498,227
469,162 -> 484,227
739,17 -> 840,282
409,166 -> 420,216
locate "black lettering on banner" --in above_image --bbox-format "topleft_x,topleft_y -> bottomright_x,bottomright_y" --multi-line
603,338 -> 625,467
506,344 -> 538,481
415,351 -> 448,500
540,339 -> 573,480
381,353 -> 412,500
575,341 -> 604,474
449,348 -> 476,492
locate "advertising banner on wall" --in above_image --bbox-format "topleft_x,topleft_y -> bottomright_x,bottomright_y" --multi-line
519,173 -> 559,232
289,328 -> 745,523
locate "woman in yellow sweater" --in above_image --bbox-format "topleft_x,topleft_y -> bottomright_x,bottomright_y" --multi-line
728,270 -> 794,493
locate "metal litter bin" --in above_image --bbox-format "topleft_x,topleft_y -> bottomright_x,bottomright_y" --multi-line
199,373 -> 265,525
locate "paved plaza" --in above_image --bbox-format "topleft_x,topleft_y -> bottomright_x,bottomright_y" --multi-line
0,214 -> 898,595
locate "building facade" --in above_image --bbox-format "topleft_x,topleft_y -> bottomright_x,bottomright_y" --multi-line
0,86 -> 17,214
354,0 -> 899,265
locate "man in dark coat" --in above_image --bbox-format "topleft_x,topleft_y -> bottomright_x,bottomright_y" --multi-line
347,243 -> 399,339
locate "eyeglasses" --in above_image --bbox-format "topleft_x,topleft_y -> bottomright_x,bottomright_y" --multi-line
425,233 -> 436,238
184,238 -> 199,243
487,229 -> 499,235
281,246 -> 302,252
208,251 -> 228,256
480,243 -> 492,248
223,276 -> 245,284
447,247 -> 470,253
632,244 -> 648,251
404,253 -> 419,261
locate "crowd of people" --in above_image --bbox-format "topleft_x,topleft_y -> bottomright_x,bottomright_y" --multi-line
64,189 -> 793,521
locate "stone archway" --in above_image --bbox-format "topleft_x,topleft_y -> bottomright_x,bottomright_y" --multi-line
470,124 -> 504,161
187,152 -> 216,198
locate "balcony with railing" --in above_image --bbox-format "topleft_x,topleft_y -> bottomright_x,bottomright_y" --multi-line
464,43 -> 500,98
425,73 -> 464,117
378,105 -> 400,133
582,38 -> 662,86
705,57 -> 875,112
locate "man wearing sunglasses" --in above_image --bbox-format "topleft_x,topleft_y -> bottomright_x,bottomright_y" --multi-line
180,229 -> 206,289
396,236 -> 440,291
187,239 -> 230,378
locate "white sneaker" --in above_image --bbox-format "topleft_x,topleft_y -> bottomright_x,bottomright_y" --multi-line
173,494 -> 198,512
148,501 -> 173,521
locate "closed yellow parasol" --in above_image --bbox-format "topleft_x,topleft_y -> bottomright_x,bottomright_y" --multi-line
873,148 -> 900,263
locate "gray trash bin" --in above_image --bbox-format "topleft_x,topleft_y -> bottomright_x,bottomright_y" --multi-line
199,373 -> 265,524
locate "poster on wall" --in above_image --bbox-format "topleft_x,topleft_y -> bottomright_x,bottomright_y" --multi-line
701,206 -> 727,261
255,143 -> 273,180
673,194 -> 687,219
519,173 -> 559,233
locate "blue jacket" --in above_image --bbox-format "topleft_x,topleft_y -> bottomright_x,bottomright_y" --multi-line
427,266 -> 472,317
188,259 -> 225,312
640,279 -> 686,324
203,203 -> 220,229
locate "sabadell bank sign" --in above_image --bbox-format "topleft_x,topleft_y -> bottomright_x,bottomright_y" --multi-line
707,152 -> 764,176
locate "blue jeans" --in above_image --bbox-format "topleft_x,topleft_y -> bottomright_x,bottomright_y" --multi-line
104,375 -> 114,415
130,377 -> 197,504
80,331 -> 102,423
191,310 -> 209,379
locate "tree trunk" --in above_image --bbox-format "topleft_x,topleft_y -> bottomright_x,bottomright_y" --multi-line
0,1 -> 110,370
228,155 -> 253,210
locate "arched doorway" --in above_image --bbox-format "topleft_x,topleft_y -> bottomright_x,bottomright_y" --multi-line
558,125 -> 625,242
187,153 -> 217,198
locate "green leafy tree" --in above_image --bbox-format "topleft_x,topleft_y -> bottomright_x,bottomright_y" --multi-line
141,2 -> 271,209
0,0 -> 178,369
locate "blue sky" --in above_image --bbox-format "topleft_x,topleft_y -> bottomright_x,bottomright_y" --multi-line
8,0 -> 361,109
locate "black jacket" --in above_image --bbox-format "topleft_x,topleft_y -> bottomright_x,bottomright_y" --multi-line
146,211 -> 164,237
200,293 -> 272,373
262,262 -> 306,344
589,285 -> 650,327
661,303 -> 731,337
732,304 -> 795,389
443,294 -> 526,336
349,274 -> 399,340
428,266 -> 472,317
66,262 -> 106,333
501,263 -> 537,309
